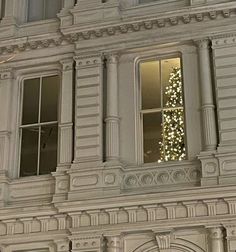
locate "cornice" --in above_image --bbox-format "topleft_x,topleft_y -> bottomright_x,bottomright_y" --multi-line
0,6 -> 235,56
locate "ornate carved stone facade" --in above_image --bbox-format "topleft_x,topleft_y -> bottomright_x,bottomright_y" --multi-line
0,0 -> 236,251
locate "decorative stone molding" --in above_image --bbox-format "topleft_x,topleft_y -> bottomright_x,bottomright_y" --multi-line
71,235 -> 105,252
0,7 -> 234,55
0,195 -> 234,237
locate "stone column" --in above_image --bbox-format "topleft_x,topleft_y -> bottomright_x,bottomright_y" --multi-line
105,54 -> 120,163
106,236 -> 121,252
58,59 -> 74,169
208,227 -> 224,252
197,39 -> 217,151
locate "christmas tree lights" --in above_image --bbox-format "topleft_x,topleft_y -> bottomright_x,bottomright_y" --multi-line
159,67 -> 186,162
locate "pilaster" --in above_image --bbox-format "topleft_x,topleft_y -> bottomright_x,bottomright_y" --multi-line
68,52 -> 106,200
0,69 -> 13,206
210,34 -> 236,185
52,59 -> 73,203
73,52 -> 103,167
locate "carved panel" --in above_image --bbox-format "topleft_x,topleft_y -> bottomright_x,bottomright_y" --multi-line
122,162 -> 201,189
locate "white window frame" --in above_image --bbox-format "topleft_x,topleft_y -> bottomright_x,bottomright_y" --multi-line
138,54 -> 186,164
18,71 -> 61,178
132,45 -> 202,166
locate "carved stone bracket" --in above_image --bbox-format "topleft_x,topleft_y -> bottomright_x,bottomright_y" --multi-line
154,231 -> 172,252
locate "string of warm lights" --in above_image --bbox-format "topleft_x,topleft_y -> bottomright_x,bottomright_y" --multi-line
159,67 -> 186,162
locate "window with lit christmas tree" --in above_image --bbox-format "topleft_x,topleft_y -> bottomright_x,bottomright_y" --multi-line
140,57 -> 186,163
159,67 -> 186,162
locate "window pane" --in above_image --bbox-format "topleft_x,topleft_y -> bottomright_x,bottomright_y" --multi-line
160,108 -> 186,161
41,75 -> 59,122
140,61 -> 161,109
22,78 -> 40,125
28,0 -> 44,22
143,112 -> 162,163
45,0 -> 62,19
161,58 -> 182,108
39,125 -> 58,175
20,127 -> 39,177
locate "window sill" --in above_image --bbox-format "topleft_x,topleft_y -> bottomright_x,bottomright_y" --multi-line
14,173 -> 54,183
8,174 -> 55,205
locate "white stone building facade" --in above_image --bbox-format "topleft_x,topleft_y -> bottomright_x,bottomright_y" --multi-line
0,0 -> 236,251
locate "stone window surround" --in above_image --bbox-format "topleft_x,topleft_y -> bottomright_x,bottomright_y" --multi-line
16,71 -> 61,179
18,74 -> 59,177
137,53 -> 185,164
10,61 -> 73,179
124,44 -> 203,166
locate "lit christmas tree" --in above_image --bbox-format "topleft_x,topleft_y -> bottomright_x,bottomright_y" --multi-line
159,67 -> 186,162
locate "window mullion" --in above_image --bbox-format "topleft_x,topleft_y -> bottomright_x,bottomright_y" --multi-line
18,128 -> 23,178
37,126 -> 41,175
39,77 -> 42,123
160,60 -> 166,161
37,77 -> 42,175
